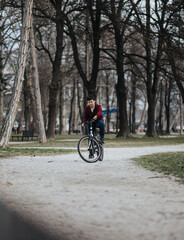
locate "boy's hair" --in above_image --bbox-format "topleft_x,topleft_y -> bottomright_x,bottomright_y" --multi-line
87,95 -> 96,101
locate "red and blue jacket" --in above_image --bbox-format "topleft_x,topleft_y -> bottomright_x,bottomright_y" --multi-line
83,103 -> 103,123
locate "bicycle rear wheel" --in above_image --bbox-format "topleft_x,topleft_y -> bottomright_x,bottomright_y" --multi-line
78,136 -> 101,163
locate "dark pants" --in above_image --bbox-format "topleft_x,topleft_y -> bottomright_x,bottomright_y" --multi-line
88,119 -> 105,139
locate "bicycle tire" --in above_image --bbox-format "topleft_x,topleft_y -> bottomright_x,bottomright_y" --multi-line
78,136 -> 101,163
98,145 -> 104,161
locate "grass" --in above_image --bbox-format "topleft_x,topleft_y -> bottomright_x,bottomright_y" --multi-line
10,134 -> 184,148
133,152 -> 184,183
0,147 -> 76,159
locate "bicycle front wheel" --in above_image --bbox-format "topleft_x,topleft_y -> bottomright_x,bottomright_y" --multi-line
78,136 -> 101,163
99,145 -> 104,161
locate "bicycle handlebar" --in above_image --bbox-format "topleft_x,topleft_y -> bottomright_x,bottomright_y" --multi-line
83,119 -> 96,125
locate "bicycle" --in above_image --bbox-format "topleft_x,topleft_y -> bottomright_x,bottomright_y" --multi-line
77,119 -> 104,163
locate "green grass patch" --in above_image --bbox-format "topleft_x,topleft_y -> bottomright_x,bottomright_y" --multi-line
0,147 -> 76,159
10,134 -> 184,148
105,135 -> 184,147
133,152 -> 184,183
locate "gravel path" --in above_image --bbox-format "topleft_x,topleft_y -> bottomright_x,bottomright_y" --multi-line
0,145 -> 184,240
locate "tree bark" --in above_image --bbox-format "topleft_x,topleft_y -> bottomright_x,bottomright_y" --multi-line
136,96 -> 147,133
145,0 -> 165,137
170,107 -> 179,132
145,0 -> 155,137
179,94 -> 183,135
68,80 -> 75,135
0,91 -> 3,133
30,15 -> 46,143
0,29 -> 3,132
23,70 -> 31,130
114,28 -> 130,138
72,86 -> 78,132
131,76 -> 136,134
47,1 -> 64,139
105,74 -> 110,133
0,0 -> 33,147
59,83 -> 65,134
77,80 -> 83,123
165,78 -> 173,134
158,80 -> 163,134
0,0 -> 4,133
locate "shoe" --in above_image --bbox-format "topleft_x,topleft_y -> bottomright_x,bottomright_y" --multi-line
101,137 -> 105,144
89,152 -> 94,159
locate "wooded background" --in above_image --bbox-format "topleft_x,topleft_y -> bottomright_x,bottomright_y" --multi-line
0,0 -> 184,144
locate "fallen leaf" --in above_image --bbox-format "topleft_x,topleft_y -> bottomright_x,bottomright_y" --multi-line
6,182 -> 13,186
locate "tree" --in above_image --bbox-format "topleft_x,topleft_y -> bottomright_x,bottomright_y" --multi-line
65,0 -> 103,98
0,1 -> 4,132
30,15 -> 46,143
34,0 -> 71,139
103,0 -> 139,138
0,0 -> 33,147
0,1 -> 20,132
130,0 -> 174,136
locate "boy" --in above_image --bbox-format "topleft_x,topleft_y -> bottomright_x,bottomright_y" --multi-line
82,95 -> 105,143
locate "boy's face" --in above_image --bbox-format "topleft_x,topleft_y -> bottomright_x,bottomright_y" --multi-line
87,99 -> 95,108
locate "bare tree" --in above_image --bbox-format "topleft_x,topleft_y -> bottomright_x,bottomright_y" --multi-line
0,0 -> 33,147
30,15 -> 46,143
0,1 -> 20,132
103,0 -> 138,138
65,0 -> 103,98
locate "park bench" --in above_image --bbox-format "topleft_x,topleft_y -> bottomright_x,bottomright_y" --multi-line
11,130 -> 38,141
73,130 -> 81,134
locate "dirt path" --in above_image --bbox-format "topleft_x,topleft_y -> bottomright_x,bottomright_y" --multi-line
0,145 -> 184,240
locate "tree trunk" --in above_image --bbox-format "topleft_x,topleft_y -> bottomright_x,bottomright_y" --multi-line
23,70 -> 31,130
0,39 -> 3,133
129,100 -> 131,133
162,79 -> 167,133
68,81 -> 75,135
77,80 -> 83,123
0,1 -> 4,133
170,107 -> 179,132
72,86 -> 78,132
136,96 -> 147,133
30,15 -> 46,143
145,0 -> 156,137
59,83 -> 65,134
0,0 -> 33,147
166,78 -> 173,134
147,100 -> 156,137
106,74 -> 110,133
17,102 -> 24,134
131,76 -> 136,134
0,91 -> 3,132
159,80 -> 163,134
145,0 -> 164,137
179,94 -> 183,135
47,2 -> 64,139
114,28 -> 130,138
115,82 -> 130,138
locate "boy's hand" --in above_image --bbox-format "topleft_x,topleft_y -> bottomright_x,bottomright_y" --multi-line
93,116 -> 97,120
82,123 -> 84,127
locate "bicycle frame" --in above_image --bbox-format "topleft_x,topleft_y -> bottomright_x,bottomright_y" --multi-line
87,121 -> 95,154
88,121 -> 94,137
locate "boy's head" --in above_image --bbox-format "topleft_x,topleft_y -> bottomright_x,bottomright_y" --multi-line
87,95 -> 96,108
